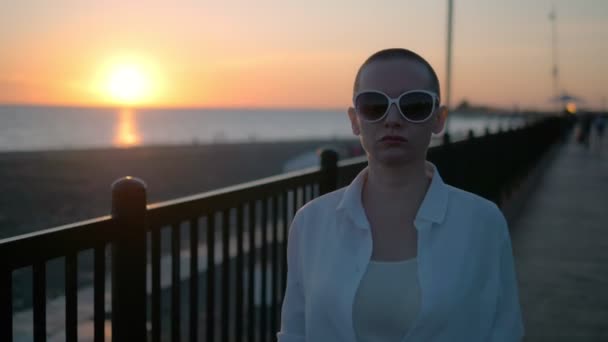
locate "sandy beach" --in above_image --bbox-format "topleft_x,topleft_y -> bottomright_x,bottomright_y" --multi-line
0,139 -> 361,240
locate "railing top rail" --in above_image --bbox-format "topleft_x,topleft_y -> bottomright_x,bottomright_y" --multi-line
0,215 -> 113,246
147,165 -> 323,227
0,165 -> 325,269
0,216 -> 115,271
148,164 -> 320,211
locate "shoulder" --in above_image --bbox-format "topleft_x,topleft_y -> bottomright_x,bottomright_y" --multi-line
288,187 -> 347,258
444,184 -> 509,238
292,186 -> 346,226
446,184 -> 502,215
288,186 -> 349,246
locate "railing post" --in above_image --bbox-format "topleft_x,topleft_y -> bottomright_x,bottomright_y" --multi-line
442,132 -> 451,145
0,268 -> 11,342
111,177 -> 147,342
319,149 -> 338,195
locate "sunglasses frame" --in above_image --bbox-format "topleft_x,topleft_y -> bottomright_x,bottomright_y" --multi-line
353,89 -> 440,123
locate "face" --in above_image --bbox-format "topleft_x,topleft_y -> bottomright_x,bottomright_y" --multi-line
347,58 -> 448,167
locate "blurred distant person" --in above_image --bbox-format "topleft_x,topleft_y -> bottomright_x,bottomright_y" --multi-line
594,114 -> 605,142
278,48 -> 524,341
577,113 -> 593,148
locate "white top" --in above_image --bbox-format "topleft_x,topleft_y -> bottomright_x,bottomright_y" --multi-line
353,258 -> 421,342
277,161 -> 524,342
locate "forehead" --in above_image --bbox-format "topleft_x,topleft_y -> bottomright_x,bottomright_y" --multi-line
358,58 -> 432,97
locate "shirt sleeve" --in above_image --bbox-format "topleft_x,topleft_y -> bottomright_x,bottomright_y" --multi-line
276,212 -> 306,342
488,212 -> 525,341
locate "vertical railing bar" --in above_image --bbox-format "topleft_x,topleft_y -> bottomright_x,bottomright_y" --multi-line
247,202 -> 256,342
221,209 -> 231,341
172,222 -> 181,342
207,214 -> 216,342
319,149 -> 338,195
65,253 -> 78,342
0,268 -> 13,342
151,227 -> 161,342
293,186 -> 303,213
306,184 -> 313,203
189,218 -> 199,342
93,244 -> 105,342
271,194 -> 279,336
284,185 -> 301,339
235,204 -> 245,342
259,197 -> 268,342
281,190 -> 289,300
291,187 -> 296,214
308,184 -> 313,201
33,262 -> 46,342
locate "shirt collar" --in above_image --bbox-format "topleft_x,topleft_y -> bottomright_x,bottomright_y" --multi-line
336,161 -> 449,231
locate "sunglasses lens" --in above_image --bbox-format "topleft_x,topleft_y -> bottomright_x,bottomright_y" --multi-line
355,92 -> 389,121
399,92 -> 435,121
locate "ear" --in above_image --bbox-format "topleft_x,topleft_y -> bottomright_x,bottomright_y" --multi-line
348,107 -> 361,136
431,105 -> 448,134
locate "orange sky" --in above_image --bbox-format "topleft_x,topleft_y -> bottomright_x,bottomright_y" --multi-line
0,0 -> 606,110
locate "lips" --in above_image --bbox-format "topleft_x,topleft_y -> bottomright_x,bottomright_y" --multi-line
380,135 -> 408,142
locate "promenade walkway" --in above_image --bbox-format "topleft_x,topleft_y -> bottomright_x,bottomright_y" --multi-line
510,129 -> 608,341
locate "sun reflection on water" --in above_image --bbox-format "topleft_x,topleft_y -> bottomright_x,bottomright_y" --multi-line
114,108 -> 141,147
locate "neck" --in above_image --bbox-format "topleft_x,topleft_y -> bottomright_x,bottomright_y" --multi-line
363,159 -> 431,208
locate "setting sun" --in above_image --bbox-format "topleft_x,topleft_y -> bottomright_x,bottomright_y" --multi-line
94,54 -> 163,106
106,64 -> 150,104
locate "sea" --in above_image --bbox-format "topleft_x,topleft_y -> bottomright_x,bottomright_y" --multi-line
0,105 -> 526,152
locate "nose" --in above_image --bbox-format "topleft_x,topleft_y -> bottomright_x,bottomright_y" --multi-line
384,103 -> 403,127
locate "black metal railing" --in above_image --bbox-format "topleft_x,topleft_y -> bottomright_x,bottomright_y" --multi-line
143,166 -> 325,342
0,115 -> 572,342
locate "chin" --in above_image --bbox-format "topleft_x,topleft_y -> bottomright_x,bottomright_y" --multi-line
373,150 -> 418,167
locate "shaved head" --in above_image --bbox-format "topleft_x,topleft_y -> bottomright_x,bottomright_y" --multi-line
353,48 -> 441,101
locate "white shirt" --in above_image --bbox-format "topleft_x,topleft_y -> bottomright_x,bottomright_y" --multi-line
277,161 -> 524,342
353,258 -> 421,341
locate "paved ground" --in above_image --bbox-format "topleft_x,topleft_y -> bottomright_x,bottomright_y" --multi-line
510,128 -> 608,341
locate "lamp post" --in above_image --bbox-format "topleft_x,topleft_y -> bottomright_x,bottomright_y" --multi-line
444,0 -> 454,134
549,6 -> 560,112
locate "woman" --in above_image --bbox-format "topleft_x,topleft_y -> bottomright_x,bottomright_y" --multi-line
277,48 -> 524,341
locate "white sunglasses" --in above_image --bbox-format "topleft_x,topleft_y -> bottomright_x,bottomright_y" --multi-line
353,89 -> 440,123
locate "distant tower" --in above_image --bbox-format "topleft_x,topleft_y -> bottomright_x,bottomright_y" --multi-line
549,6 -> 560,108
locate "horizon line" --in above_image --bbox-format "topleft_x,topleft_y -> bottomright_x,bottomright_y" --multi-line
0,102 -> 351,112
0,102 -> 569,114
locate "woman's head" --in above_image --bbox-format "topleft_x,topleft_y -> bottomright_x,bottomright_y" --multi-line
348,48 -> 448,167
352,48 -> 441,99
